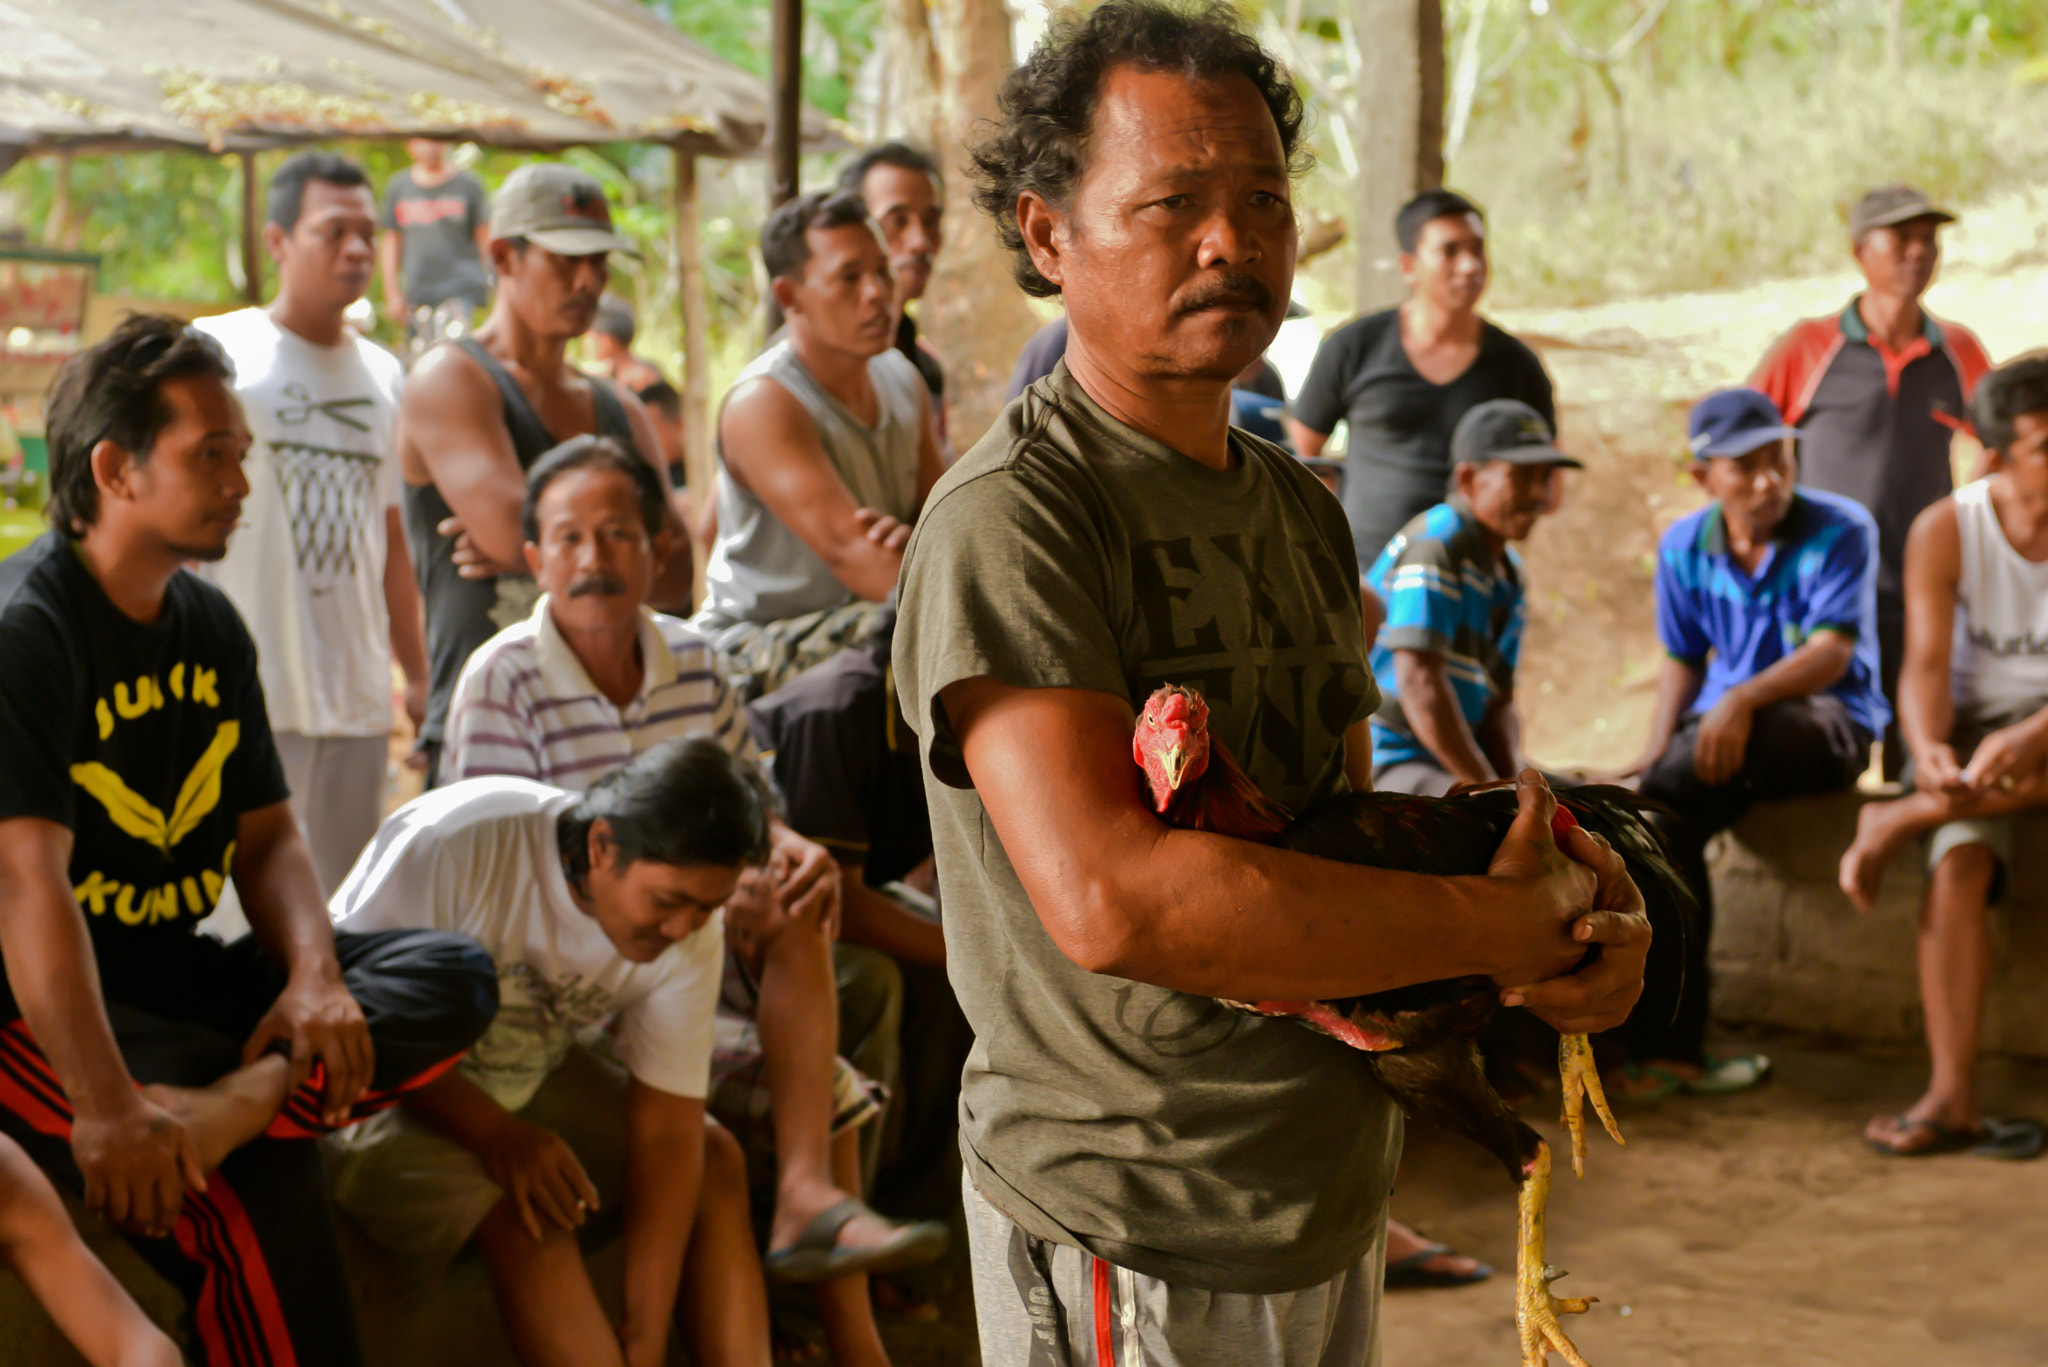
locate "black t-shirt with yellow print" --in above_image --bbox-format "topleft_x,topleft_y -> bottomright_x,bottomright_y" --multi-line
0,532 -> 287,970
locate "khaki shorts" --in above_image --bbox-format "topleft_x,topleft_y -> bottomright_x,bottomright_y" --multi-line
327,1044 -> 632,1269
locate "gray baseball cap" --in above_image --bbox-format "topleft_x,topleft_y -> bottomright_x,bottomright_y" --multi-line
1450,400 -> 1583,469
489,163 -> 640,257
1848,183 -> 1956,240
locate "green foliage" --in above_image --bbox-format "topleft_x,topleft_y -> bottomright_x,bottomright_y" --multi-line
644,0 -> 881,121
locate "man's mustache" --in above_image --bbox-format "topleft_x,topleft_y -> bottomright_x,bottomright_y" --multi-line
1174,275 -> 1276,316
568,574 -> 627,598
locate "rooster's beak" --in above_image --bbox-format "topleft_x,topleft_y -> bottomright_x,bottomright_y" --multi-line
1160,743 -> 1188,792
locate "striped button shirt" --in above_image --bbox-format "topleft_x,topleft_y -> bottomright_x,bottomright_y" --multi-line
443,596 -> 754,792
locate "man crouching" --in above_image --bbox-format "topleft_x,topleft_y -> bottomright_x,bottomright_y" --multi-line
327,738 -> 778,1367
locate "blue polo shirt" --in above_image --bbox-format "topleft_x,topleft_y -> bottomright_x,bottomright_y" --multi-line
1367,496 -> 1526,768
1655,487 -> 1889,737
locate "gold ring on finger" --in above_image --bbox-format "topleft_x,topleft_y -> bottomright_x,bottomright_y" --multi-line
2000,775 -> 2018,792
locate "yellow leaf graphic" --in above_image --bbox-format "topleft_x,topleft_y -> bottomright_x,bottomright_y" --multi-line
69,764 -> 169,849
165,722 -> 238,850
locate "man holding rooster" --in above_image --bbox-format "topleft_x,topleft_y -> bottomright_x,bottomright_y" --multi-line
892,2 -> 1653,1363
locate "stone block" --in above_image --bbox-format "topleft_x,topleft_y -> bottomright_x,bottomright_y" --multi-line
1707,790 -> 2048,1059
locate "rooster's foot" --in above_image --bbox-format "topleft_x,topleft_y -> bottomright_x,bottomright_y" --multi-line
1517,1143 -> 1597,1367
1558,1033 -> 1623,1179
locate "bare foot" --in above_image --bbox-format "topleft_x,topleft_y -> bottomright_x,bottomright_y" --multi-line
1838,799 -> 1918,913
1864,1096 -> 1983,1155
140,1056 -> 292,1173
1386,1217 -> 1487,1281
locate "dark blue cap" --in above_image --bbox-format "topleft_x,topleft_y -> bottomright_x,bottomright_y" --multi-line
1688,388 -> 1801,460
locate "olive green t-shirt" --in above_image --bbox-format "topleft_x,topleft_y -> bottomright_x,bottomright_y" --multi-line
894,362 -> 1398,1294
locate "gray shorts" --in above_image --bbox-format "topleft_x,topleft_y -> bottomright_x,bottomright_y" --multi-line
963,1173 -> 1383,1367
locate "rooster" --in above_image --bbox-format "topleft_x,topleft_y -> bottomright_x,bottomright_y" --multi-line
1133,683 -> 1692,1367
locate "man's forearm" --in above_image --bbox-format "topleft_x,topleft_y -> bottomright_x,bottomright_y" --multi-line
0,874 -> 136,1113
1728,633 -> 1853,711
619,1085 -> 703,1367
1397,655 -> 1494,785
233,806 -> 340,980
1897,661 -> 1957,759
841,875 -> 945,968
400,1068 -> 518,1156
1641,657 -> 1705,762
1477,701 -> 1521,780
1067,825 -> 1520,999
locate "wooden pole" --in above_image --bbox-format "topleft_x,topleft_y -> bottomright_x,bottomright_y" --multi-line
768,0 -> 803,210
1349,0 -> 1445,313
672,149 -> 714,561
238,150 -> 263,304
765,0 -> 803,335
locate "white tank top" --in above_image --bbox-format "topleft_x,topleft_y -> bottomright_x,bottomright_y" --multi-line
1951,477 -> 2048,720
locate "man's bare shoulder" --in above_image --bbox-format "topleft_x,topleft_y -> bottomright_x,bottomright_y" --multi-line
720,373 -> 817,449
402,341 -> 495,413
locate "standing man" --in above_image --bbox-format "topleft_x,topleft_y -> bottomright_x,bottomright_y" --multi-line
0,314 -> 497,1367
1752,183 -> 1992,775
1610,388 -> 1883,1093
1288,189 -> 1556,573
841,143 -> 948,433
694,190 -> 944,701
399,161 -> 689,785
197,150 -> 426,896
380,138 -> 492,331
898,4 -> 1649,1362
1367,401 -> 1580,796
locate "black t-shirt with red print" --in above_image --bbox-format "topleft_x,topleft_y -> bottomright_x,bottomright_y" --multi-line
0,532 -> 287,972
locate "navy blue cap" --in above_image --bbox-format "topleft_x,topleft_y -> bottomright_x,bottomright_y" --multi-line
1450,399 -> 1582,469
1687,388 -> 1801,460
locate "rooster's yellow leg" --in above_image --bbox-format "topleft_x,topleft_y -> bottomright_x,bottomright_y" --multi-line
1517,1142 -> 1597,1367
1558,1033 -> 1624,1179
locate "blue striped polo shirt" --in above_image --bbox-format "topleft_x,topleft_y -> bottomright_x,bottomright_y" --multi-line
1655,487 -> 1888,737
1367,496 -> 1526,767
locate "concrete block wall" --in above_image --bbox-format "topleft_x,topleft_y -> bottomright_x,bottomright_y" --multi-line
1710,791 -> 2048,1058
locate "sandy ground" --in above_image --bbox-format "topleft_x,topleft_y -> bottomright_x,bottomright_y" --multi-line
1381,1037 -> 2048,1367
881,1036 -> 2048,1367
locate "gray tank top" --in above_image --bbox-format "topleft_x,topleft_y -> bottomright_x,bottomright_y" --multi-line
696,340 -> 924,634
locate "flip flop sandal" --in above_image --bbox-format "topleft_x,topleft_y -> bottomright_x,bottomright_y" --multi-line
763,1197 -> 950,1284
1867,1114 -> 1985,1158
1384,1242 -> 1494,1289
1614,1063 -> 1684,1100
1683,1052 -> 1772,1095
1973,1117 -> 2047,1161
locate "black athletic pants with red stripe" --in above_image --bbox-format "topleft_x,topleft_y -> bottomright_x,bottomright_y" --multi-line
0,928 -> 498,1367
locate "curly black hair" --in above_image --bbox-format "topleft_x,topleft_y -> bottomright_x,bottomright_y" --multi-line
968,0 -> 1309,299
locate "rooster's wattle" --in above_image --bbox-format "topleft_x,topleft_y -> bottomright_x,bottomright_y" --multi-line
1133,683 -> 1693,1367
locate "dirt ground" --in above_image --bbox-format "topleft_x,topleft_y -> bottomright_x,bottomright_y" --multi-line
881,1035 -> 2048,1367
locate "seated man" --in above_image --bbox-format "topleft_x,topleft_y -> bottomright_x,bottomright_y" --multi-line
1367,399 -> 1580,795
746,622 -> 973,1302
1613,387 -> 1884,1092
0,314 -> 498,1366
693,189 -> 945,701
0,1130 -> 180,1367
328,739 -> 776,1367
1838,357 -> 2048,1159
441,437 -> 940,1365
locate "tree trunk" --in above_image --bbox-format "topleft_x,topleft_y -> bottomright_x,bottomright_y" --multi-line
923,0 -> 1040,451
881,0 -> 943,151
1350,0 -> 1445,314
